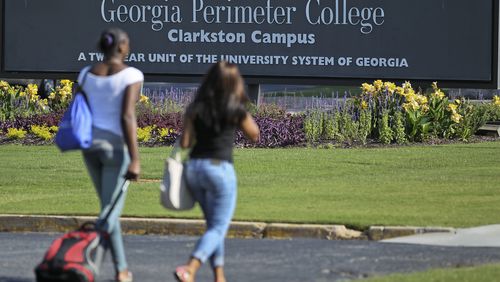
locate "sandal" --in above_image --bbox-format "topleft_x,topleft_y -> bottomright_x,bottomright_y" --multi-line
174,266 -> 192,282
116,271 -> 133,282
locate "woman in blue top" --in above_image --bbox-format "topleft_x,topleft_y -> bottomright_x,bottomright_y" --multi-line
175,62 -> 260,282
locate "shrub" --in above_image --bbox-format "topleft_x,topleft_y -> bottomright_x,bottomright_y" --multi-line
393,111 -> 407,145
158,127 -> 178,145
0,81 -> 49,121
304,110 -> 323,142
358,109 -> 372,145
378,110 -> 393,144
48,80 -> 74,111
137,126 -> 155,142
31,125 -> 57,140
0,112 -> 63,133
236,114 -> 305,148
253,103 -> 287,119
6,128 -> 27,140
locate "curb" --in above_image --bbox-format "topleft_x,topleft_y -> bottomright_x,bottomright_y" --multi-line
0,215 -> 454,241
368,226 -> 455,240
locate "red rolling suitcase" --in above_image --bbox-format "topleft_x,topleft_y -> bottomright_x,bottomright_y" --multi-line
35,180 -> 130,282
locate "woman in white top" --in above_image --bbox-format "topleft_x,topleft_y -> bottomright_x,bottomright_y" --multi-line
78,28 -> 143,282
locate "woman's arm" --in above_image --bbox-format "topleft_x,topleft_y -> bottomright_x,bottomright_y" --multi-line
180,115 -> 195,149
240,112 -> 260,143
121,82 -> 142,181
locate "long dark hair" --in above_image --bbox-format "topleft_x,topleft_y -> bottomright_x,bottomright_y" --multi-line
187,61 -> 247,133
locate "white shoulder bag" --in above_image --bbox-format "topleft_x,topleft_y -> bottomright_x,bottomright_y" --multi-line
160,142 -> 195,211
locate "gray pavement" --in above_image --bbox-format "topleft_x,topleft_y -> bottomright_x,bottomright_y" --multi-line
1,233 -> 500,282
383,225 -> 500,247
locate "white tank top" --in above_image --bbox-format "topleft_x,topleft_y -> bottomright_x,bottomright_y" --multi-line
77,66 -> 144,137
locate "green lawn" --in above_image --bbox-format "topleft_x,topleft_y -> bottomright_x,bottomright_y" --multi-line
362,264 -> 500,282
1,142 -> 499,229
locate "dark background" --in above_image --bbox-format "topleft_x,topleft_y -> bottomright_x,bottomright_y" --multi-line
1,0 -> 497,86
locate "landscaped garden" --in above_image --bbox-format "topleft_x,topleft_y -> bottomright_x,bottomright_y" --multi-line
1,80 -> 500,147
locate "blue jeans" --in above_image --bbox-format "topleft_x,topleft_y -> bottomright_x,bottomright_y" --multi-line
83,128 -> 130,272
186,159 -> 237,268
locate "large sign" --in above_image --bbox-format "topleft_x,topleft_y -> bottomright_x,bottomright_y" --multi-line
1,0 -> 499,86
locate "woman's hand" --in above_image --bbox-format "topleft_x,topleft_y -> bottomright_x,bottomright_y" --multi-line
125,160 -> 141,181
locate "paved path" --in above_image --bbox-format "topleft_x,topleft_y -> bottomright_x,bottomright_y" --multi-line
384,225 -> 500,247
1,233 -> 500,282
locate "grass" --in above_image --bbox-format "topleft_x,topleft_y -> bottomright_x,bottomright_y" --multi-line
362,264 -> 500,282
0,142 -> 500,229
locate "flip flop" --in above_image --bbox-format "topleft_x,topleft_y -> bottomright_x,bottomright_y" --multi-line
174,266 -> 192,282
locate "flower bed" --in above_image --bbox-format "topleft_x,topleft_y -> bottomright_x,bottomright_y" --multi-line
0,80 -> 499,148
304,81 -> 500,146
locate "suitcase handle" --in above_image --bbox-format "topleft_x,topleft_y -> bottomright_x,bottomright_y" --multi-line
96,180 -> 130,230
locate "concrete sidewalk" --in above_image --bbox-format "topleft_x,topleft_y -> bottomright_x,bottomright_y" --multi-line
0,214 -> 455,241
383,225 -> 500,247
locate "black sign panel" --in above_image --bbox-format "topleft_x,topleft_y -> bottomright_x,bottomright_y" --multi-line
2,0 -> 497,84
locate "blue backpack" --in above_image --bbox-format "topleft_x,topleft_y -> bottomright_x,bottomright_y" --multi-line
55,72 -> 92,152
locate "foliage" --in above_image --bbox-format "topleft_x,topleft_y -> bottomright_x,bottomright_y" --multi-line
6,128 -> 27,140
137,126 -> 155,142
305,80 -> 495,145
0,79 -> 499,148
30,125 -> 58,141
249,103 -> 287,119
378,110 -> 393,144
236,114 -> 305,148
392,111 -> 407,145
0,81 -> 49,121
47,80 -> 74,111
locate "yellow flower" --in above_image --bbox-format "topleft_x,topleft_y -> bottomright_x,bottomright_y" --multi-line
30,94 -> 40,102
421,104 -> 430,112
416,95 -> 428,105
31,125 -> 54,140
361,83 -> 375,93
384,82 -> 397,94
395,87 -> 405,96
454,99 -> 461,105
6,128 -> 27,140
38,99 -> 49,107
139,94 -> 150,104
432,82 -> 439,90
451,113 -> 462,123
447,103 -> 458,112
431,89 -> 445,100
49,92 -> 56,100
60,80 -> 73,87
493,95 -> 500,107
373,80 -> 383,91
403,100 -> 420,112
0,80 -> 9,90
19,91 -> 26,97
361,100 -> 368,110
160,128 -> 171,138
402,81 -> 412,90
26,84 -> 38,96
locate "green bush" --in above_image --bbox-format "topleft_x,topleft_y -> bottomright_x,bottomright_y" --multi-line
6,128 -> 27,140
